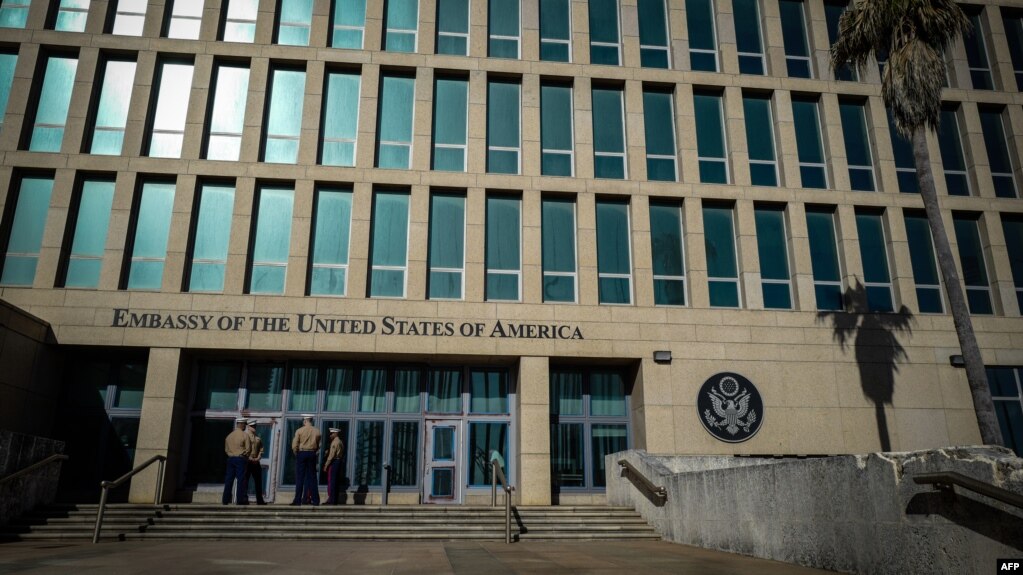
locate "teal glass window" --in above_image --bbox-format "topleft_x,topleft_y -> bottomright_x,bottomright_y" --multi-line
550,369 -> 629,490
288,366 -> 318,412
331,0 -> 365,48
791,96 -> 826,189
0,51 -> 16,134
839,100 -> 876,191
194,363 -> 241,410
540,0 -> 570,62
354,420 -> 384,486
432,76 -> 468,171
29,55 -> 78,153
222,0 -> 257,42
686,0 -> 717,72
979,107 -> 1018,198
938,106 -> 971,196
89,58 -> 136,156
469,422 -> 508,486
489,0 -> 519,58
1,175 -> 54,286
596,199 -> 632,305
963,6 -> 993,90
126,180 -> 176,290
703,204 -> 739,307
436,0 -> 468,55
888,109 -> 918,193
263,67 -> 305,164
276,0 -> 313,45
733,0 -> 764,75
245,364 -> 284,411
309,187 -> 352,296
592,86 -> 626,179
428,193 -> 466,300
985,367 -> 1023,456
779,0 -> 811,78
903,212 -> 944,314
953,215 -> 993,315
638,0 -> 669,68
358,369 -> 386,413
694,91 -> 728,183
643,88 -> 677,182
204,62 -> 249,161
485,195 -> 521,301
248,185 -> 294,295
541,82 -> 573,176
187,182 -> 234,293
428,368 -> 462,413
855,211 -> 894,312
1001,215 -> 1023,313
542,197 -> 577,303
376,73 -> 415,169
166,0 -> 203,39
806,208 -> 843,311
321,70 -> 360,167
824,1 -> 854,81
54,0 -> 90,32
393,369 -> 420,412
147,60 -> 194,158
743,93 -> 777,186
390,420 -> 419,486
63,178 -> 115,288
588,0 -> 621,66
112,0 -> 146,34
1003,9 -> 1023,90
649,201 -> 685,306
487,79 -> 521,174
470,368 -> 508,414
0,0 -> 29,27
754,205 -> 791,310
324,367 -> 353,411
369,191 -> 409,298
384,0 -> 418,52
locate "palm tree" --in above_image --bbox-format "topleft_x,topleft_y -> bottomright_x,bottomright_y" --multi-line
831,0 -> 1003,446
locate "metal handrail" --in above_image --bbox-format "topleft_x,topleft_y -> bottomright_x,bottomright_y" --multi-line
92,455 -> 166,544
490,460 -> 515,543
617,459 -> 667,505
0,454 -> 68,485
914,471 -> 1023,509
381,464 -> 392,506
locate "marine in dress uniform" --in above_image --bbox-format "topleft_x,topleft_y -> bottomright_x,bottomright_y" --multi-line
223,417 -> 252,505
245,420 -> 266,505
291,414 -> 321,506
323,428 -> 344,505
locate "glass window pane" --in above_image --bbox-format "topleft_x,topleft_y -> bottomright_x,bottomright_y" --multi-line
353,420 -> 384,486
246,364 -> 284,410
855,212 -> 890,285
754,206 -> 789,281
840,101 -> 874,191
791,97 -> 825,188
687,0 -> 717,71
1002,215 -> 1023,296
540,0 -> 570,62
320,70 -> 359,167
288,366 -> 318,412
954,216 -> 992,314
591,424 -> 627,487
167,0 -> 203,39
550,371 -> 582,415
186,418 -> 234,484
369,191 -> 409,297
979,109 -> 1017,198
541,83 -> 573,176
470,369 -> 508,414
649,202 -> 685,278
694,92 -> 727,182
195,363 -> 241,410
733,0 -> 764,74
591,371 -> 626,416
592,87 -> 625,154
428,194 -> 465,299
65,179 -> 115,288
249,186 -> 293,294
358,368 -> 386,412
486,196 -> 520,301
904,212 -> 942,313
310,187 -> 352,296
393,369 -> 421,412
90,59 -> 136,155
223,0 -> 257,42
0,51 -> 17,133
332,0 -> 366,48
188,183 -> 234,292
384,0 -> 418,52
277,0 -> 313,45
390,421 -> 419,486
30,55 -> 78,152
112,362 -> 146,408
487,79 -> 520,174
542,197 -> 576,275
806,209 -> 841,282
428,368 -> 462,413
147,62 -> 193,158
938,108 -> 970,196
127,181 -> 176,290
377,74 -> 415,169
589,0 -> 620,65
263,68 -> 305,163
779,0 -> 810,77
324,366 -> 353,411
469,422 -> 508,486
489,0 -> 519,58
703,205 -> 737,279
550,422 -> 584,487
432,76 -> 468,170
743,94 -> 776,185
596,199 -> 631,305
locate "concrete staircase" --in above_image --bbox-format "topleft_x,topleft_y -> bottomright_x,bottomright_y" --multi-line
1,504 -> 661,542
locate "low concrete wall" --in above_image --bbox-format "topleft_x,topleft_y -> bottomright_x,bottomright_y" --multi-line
607,448 -> 1023,574
0,299 -> 61,437
0,430 -> 66,525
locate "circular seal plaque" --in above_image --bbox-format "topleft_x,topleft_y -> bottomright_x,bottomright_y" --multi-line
697,372 -> 764,443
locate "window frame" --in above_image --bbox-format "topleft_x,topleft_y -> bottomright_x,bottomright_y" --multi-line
805,206 -> 845,312
145,58 -> 195,159
384,0 -> 419,53
903,210 -> 945,314
376,72 -> 416,170
427,192 -> 467,301
331,0 -> 366,49
754,204 -> 793,310
839,99 -> 877,192
436,0 -> 470,56
368,189 -> 411,299
110,0 -> 147,35
591,84 -> 628,179
588,0 -> 623,66
0,172 -> 56,287
649,200 -> 687,307
938,104 -> 972,196
854,209 -> 896,313
790,95 -> 828,189
541,196 -> 578,304
638,0 -> 671,69
702,203 -> 742,308
642,86 -> 678,182
319,68 -> 362,168
732,0 -> 766,75
164,0 -> 204,39
308,185 -> 354,297
488,0 -> 520,59
978,106 -> 1019,199
485,194 -> 522,303
953,213 -> 994,315
432,74 -> 469,172
246,184 -> 295,295
686,0 -> 719,72
595,198 -> 634,306
184,180 -> 236,293
87,55 -> 137,156
694,89 -> 730,184
540,81 -> 575,177
539,0 -> 572,62
122,178 -> 177,291
743,92 -> 779,187
486,77 -> 522,175
203,61 -> 250,162
778,0 -> 812,78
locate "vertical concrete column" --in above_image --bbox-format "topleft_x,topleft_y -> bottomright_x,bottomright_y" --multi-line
571,0 -> 589,65
129,348 -> 188,503
122,51 -> 156,160
632,358 -> 675,453
716,0 -> 738,75
143,0 -> 168,37
364,0 -> 383,50
521,0 -> 540,62
774,90 -> 799,189
886,209 -> 918,314
684,198 -> 708,308
469,0 -> 488,58
356,64 -> 380,169
960,103 -> 989,199
621,0 -> 640,69
522,189 -> 543,304
736,199 -> 762,310
310,0 -> 330,48
516,356 -> 550,505
419,0 -> 438,55
521,74 -> 541,177
64,48 -> 98,156
821,93 -> 850,192
988,7 -> 1017,93
723,85 -> 748,187
100,172 -> 139,290
412,66 -> 435,172
1008,106 -> 1023,197
348,181 -> 372,298
668,0 -> 689,72
835,204 -> 862,303
788,202 -> 814,311
577,192 -> 597,306
808,0 -> 829,80
986,212 -> 1021,317
467,70 -> 487,175
631,195 -> 653,308
285,179 -> 314,297
761,0 -> 784,78
675,83 -> 697,185
870,95 -> 900,195
948,36 -> 970,90
625,79 -> 646,182
573,76 -> 594,180
183,55 -> 212,161
465,187 -> 486,302
163,175 -> 197,292
406,184 -> 429,300
240,58 -> 269,164
34,169 -> 76,289
298,60 -> 325,166
255,0 -> 276,44
225,177 -> 255,294
199,0 -> 221,40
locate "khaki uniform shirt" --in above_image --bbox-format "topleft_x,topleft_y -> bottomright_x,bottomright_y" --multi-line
324,436 -> 344,465
248,433 -> 264,461
292,424 -> 321,453
225,429 -> 252,457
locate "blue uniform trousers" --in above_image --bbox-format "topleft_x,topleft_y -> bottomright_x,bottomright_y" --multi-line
293,450 -> 320,505
222,456 -> 247,505
326,460 -> 341,504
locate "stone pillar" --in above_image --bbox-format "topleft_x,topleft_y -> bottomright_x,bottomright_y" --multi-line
632,358 -> 675,454
128,348 -> 188,503
516,356 -> 550,505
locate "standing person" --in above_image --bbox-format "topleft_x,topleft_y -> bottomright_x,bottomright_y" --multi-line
291,414 -> 321,506
245,420 -> 266,505
223,417 -> 251,506
323,427 -> 344,505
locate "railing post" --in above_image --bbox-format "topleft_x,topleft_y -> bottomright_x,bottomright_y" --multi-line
381,464 -> 390,506
155,459 -> 165,505
504,484 -> 511,544
491,460 -> 497,507
92,486 -> 108,544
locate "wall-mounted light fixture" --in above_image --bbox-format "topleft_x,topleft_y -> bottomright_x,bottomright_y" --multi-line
949,355 -> 965,368
653,350 -> 672,364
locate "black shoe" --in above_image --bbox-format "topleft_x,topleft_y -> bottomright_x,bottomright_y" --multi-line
237,502 -> 250,506
290,502 -> 301,506
257,501 -> 267,506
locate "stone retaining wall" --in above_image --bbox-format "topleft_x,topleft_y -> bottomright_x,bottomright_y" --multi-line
0,430 -> 66,525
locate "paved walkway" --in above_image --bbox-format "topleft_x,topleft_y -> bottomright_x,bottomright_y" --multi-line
0,540 -> 832,574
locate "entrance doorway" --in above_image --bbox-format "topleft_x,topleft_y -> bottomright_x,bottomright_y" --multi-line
423,419 -> 461,504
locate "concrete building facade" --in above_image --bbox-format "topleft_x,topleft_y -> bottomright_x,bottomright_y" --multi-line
0,0 -> 1022,505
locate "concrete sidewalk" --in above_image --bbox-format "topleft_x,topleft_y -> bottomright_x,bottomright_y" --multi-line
0,540 -> 832,574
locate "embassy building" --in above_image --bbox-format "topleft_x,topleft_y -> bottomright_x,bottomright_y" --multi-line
1,0 -> 1023,507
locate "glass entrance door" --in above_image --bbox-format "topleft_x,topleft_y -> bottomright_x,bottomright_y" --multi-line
423,419 -> 461,503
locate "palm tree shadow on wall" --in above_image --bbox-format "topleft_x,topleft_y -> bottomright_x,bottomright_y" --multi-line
816,280 -> 914,452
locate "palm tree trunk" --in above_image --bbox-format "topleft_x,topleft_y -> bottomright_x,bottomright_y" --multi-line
912,128 -> 1003,446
